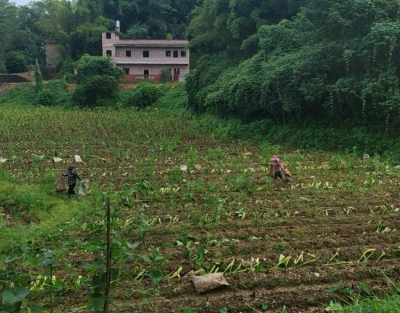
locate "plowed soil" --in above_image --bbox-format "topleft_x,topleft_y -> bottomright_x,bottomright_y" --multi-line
0,108 -> 399,313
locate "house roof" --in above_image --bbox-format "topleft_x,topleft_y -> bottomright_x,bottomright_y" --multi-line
114,39 -> 189,48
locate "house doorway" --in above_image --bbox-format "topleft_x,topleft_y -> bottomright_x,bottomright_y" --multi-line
144,69 -> 149,79
173,68 -> 180,81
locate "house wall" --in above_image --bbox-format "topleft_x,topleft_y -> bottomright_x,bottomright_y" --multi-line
114,46 -> 189,62
45,42 -> 61,68
102,32 -> 118,58
119,65 -> 189,81
102,31 -> 190,80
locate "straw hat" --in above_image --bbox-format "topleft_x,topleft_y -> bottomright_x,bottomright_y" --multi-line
270,155 -> 280,162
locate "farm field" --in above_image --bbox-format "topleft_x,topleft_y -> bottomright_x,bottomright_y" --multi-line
0,105 -> 399,313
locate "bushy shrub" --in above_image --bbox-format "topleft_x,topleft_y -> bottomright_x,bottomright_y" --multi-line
47,79 -> 68,92
59,57 -> 76,83
155,83 -> 187,110
34,61 -> 43,93
159,68 -> 172,83
36,89 -> 55,106
123,83 -> 163,108
72,54 -> 123,107
0,84 -> 36,105
35,79 -> 69,106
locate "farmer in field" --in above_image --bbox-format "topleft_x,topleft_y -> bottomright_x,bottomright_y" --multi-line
270,155 -> 291,184
270,155 -> 284,182
62,166 -> 81,198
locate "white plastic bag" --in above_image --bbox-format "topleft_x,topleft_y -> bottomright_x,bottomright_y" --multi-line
74,155 -> 84,163
53,157 -> 62,163
78,179 -> 89,196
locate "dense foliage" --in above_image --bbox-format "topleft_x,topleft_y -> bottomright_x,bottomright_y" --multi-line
72,54 -> 124,107
121,82 -> 164,108
36,79 -> 69,106
4,52 -> 28,73
186,0 -> 400,138
0,0 -> 198,71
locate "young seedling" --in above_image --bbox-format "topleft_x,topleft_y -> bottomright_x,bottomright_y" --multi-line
270,254 -> 291,270
245,302 -> 265,313
325,301 -> 343,311
293,252 -> 317,268
380,270 -> 400,293
325,249 -> 341,265
293,252 -> 304,266
375,220 -> 391,233
358,248 -> 376,262
208,264 -> 220,273
235,208 -> 246,220
376,250 -> 386,262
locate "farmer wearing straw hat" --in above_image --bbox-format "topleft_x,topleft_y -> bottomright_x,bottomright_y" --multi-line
62,166 -> 81,198
270,155 -> 292,184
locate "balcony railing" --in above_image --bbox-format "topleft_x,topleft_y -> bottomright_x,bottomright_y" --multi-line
122,74 -> 161,82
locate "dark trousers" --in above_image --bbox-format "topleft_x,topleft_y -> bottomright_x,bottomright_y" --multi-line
68,184 -> 76,196
274,171 -> 282,180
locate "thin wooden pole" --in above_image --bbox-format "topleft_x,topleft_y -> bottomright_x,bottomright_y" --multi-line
103,197 -> 111,313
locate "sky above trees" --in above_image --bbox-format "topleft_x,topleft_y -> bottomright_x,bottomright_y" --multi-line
11,0 -> 39,6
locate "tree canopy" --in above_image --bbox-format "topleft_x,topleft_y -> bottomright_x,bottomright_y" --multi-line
72,54 -> 124,107
0,0 -> 198,70
185,0 -> 400,135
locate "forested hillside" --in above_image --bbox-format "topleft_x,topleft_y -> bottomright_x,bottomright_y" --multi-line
185,0 -> 400,150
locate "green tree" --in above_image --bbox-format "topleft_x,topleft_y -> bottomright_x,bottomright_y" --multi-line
72,54 -> 124,107
70,17 -> 114,59
74,0 -> 197,39
5,51 -> 28,73
186,0 -> 400,133
186,0 -> 305,55
0,0 -> 18,57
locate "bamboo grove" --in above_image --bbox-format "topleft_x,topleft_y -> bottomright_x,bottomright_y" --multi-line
185,0 -> 400,137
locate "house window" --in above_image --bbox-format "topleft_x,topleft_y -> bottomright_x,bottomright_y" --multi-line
166,51 -> 171,57
106,50 -> 112,57
126,50 -> 131,57
143,51 -> 149,57
173,51 -> 178,58
144,69 -> 149,79
123,68 -> 129,74
181,50 -> 186,57
106,32 -> 111,39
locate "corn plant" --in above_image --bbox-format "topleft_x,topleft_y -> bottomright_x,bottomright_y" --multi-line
270,254 -> 292,270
